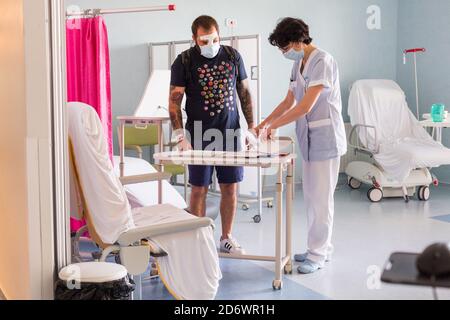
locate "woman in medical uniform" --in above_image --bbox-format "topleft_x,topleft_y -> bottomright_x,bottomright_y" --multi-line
255,18 -> 347,274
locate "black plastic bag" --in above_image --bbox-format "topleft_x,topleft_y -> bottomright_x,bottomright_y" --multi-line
55,275 -> 135,300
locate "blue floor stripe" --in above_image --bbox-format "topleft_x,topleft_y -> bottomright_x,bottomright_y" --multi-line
143,259 -> 328,300
431,214 -> 450,223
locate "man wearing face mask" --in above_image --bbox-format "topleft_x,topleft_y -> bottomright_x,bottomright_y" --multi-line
255,18 -> 347,274
169,15 -> 254,254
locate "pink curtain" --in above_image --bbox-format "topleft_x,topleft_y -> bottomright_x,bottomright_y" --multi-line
66,17 -> 113,234
66,16 -> 113,158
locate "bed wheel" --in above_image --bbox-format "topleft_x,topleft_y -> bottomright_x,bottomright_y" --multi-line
253,215 -> 261,223
242,203 -> 250,211
418,186 -> 430,201
348,177 -> 362,190
267,200 -> 274,208
367,187 -> 383,203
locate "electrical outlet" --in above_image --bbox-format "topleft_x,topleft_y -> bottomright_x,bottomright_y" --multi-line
225,18 -> 237,28
251,66 -> 259,80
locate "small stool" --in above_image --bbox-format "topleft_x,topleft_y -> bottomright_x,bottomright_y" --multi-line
56,262 -> 134,300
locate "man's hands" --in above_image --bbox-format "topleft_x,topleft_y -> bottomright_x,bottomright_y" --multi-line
245,127 -> 259,150
177,137 -> 192,151
172,129 -> 192,151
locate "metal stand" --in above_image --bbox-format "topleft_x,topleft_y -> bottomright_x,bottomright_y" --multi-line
403,47 -> 426,119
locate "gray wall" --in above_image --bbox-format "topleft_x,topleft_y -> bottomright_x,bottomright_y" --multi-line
65,0 -> 400,182
397,0 -> 450,182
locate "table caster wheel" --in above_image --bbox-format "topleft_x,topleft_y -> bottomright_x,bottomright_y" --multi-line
253,215 -> 261,223
272,280 -> 282,290
267,201 -> 273,208
284,265 -> 293,274
242,203 -> 250,211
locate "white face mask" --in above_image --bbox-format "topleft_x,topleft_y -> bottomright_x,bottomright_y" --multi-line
198,32 -> 220,59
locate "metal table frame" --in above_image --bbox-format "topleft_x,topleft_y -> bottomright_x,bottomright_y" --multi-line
154,150 -> 296,290
117,116 -> 170,204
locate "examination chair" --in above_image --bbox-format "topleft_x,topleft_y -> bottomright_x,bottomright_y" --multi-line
346,79 -> 450,202
68,102 -> 221,300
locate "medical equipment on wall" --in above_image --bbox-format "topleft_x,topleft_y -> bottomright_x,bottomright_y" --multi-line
403,47 -> 426,119
148,35 -> 274,223
154,136 -> 296,290
346,79 -> 450,202
68,102 -> 221,300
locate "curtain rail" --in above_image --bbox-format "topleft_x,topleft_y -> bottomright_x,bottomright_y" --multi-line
66,5 -> 175,18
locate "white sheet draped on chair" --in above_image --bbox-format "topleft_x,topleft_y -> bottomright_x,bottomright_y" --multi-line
348,80 -> 450,183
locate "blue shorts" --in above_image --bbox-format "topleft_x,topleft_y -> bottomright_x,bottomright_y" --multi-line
188,165 -> 244,187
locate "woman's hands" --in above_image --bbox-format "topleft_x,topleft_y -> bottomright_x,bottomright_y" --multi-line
261,126 -> 276,141
254,124 -> 275,142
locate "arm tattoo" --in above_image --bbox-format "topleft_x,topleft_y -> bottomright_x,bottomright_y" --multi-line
237,80 -> 255,128
169,85 -> 184,130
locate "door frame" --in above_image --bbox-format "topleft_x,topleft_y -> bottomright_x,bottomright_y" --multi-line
49,0 -> 71,275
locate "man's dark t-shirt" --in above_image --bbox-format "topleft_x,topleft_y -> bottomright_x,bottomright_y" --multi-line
170,46 -> 248,150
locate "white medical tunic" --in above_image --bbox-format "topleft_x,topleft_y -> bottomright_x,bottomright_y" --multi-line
290,49 -> 347,162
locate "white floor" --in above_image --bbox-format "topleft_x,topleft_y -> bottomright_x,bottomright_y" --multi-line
205,179 -> 450,300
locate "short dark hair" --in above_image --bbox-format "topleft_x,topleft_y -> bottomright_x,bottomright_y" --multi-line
191,15 -> 220,37
268,17 -> 313,49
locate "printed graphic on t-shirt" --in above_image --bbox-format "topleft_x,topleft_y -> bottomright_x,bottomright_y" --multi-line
197,61 -> 235,118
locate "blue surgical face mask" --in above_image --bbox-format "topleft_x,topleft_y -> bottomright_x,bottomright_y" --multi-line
199,32 -> 221,59
200,42 -> 221,59
283,47 -> 304,62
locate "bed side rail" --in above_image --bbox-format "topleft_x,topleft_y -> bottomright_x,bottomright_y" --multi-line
348,124 -> 379,156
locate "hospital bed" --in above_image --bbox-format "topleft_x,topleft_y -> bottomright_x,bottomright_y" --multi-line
346,79 -> 450,202
68,102 -> 221,300
112,156 -> 187,210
